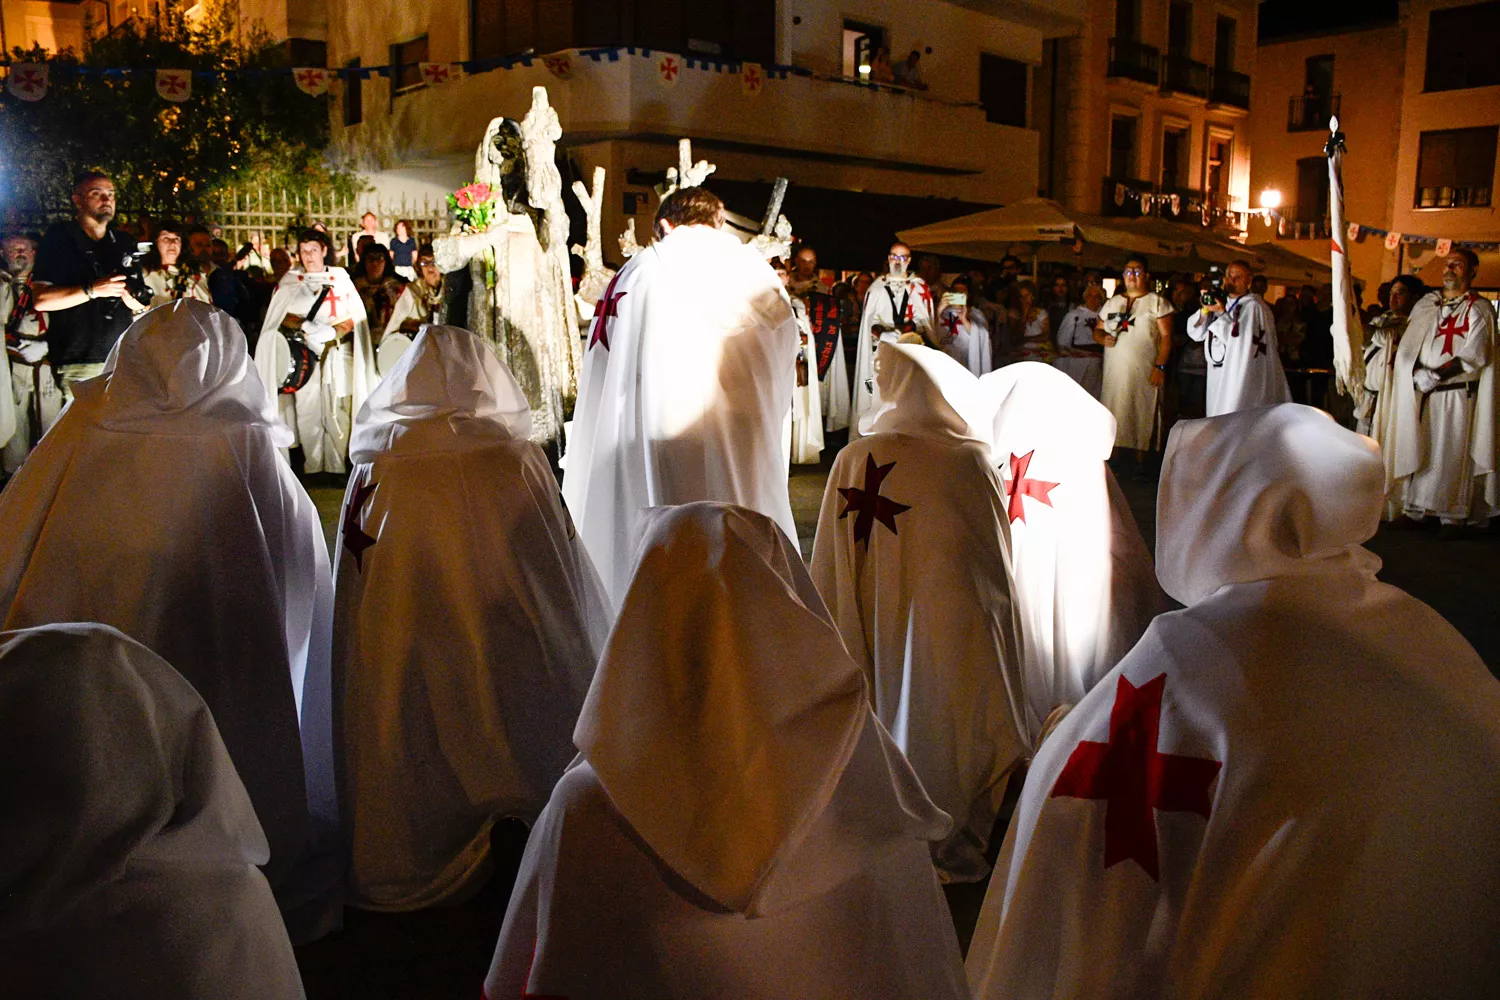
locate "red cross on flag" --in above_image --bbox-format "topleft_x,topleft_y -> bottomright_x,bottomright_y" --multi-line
156,69 -> 192,103
543,52 -> 574,80
419,62 -> 452,87
1436,238 -> 1453,257
293,67 -> 331,96
657,54 -> 680,87
7,63 -> 48,102
741,61 -> 765,95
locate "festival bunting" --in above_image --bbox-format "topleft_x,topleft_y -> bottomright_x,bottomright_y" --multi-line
419,62 -> 462,87
293,67 -> 331,96
657,53 -> 682,87
741,62 -> 765,95
156,68 -> 191,102
1436,238 -> 1453,257
1385,231 -> 1402,251
543,52 -> 574,80
7,63 -> 47,102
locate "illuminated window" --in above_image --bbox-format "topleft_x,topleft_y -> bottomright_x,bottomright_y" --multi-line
1416,127 -> 1497,208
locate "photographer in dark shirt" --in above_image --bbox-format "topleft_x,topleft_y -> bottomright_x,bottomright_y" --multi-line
32,171 -> 148,401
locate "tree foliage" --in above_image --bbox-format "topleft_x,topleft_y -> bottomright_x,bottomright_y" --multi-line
0,0 -> 360,217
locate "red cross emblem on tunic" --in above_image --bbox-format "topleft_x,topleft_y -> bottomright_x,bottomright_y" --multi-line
837,454 -> 912,549
942,312 -> 961,339
1437,303 -> 1471,357
589,273 -> 627,350
341,476 -> 379,572
1002,450 -> 1058,525
1050,673 -> 1221,881
323,282 -> 346,320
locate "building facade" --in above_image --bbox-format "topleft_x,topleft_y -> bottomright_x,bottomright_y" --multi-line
309,0 -> 1087,268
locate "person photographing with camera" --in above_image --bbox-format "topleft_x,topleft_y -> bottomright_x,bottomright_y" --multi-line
31,171 -> 149,403
1187,259 -> 1291,417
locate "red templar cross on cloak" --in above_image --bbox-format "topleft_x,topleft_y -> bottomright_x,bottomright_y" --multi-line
342,476 -> 379,572
941,312 -> 961,339
1003,450 -> 1058,525
1050,673 -> 1221,881
1437,310 -> 1469,358
589,273 -> 627,350
838,454 -> 911,549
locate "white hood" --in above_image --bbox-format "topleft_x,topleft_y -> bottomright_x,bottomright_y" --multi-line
865,341 -> 992,444
1156,403 -> 1384,606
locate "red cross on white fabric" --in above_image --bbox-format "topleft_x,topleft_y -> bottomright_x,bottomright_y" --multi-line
160,73 -> 187,95
296,69 -> 323,88
1437,298 -> 1472,357
324,283 -> 346,320
1002,450 -> 1058,525
942,312 -> 961,338
660,57 -> 680,81
589,272 -> 627,351
1050,673 -> 1221,881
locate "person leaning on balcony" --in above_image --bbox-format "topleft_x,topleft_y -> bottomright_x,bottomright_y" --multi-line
893,49 -> 927,90
870,46 -> 895,84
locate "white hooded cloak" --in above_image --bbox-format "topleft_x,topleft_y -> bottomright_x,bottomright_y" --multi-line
852,274 -> 936,435
335,325 -> 612,912
0,300 -> 340,942
484,503 -> 968,1000
980,362 -> 1164,733
812,343 -> 1029,882
561,223 -> 800,606
0,624 -> 305,999
967,403 -> 1500,1000
256,266 -> 376,474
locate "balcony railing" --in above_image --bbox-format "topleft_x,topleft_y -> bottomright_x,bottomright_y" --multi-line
1211,68 -> 1251,110
1108,37 -> 1161,86
1162,53 -> 1211,99
1288,93 -> 1340,132
1278,218 -> 1332,240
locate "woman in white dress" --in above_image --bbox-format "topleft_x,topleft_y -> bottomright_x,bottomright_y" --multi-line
1012,279 -> 1053,364
1097,257 -> 1173,463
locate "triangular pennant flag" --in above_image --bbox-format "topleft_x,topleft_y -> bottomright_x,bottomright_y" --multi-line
741,61 -> 765,95
657,53 -> 681,87
293,67 -> 331,96
7,62 -> 48,102
1347,221 -> 1361,243
1384,231 -> 1402,251
419,62 -> 453,86
156,68 -> 191,102
543,52 -> 574,79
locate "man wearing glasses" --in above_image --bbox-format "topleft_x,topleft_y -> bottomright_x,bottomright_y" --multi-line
1188,259 -> 1290,417
852,242 -> 935,434
1096,257 -> 1174,467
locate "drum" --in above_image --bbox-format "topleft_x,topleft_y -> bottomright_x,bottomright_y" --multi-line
274,332 -> 318,395
377,332 -> 413,376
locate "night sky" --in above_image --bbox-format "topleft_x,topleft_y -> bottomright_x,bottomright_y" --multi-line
1259,0 -> 1402,42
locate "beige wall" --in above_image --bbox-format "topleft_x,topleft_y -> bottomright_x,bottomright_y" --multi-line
1246,20 -> 1407,298
1390,0 -> 1500,284
2,1 -> 91,56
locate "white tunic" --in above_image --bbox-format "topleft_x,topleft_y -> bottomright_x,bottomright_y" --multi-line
486,504 -> 968,1000
938,304 -> 993,376
255,266 -> 376,474
335,327 -> 610,912
561,224 -> 800,607
1054,305 -> 1104,398
852,275 -> 935,435
967,403 -> 1500,1000
1390,292 -> 1498,523
143,265 -> 212,307
812,343 -> 1029,882
0,301 -> 340,943
1100,292 -> 1172,448
0,624 -> 305,999
1187,292 -> 1292,416
789,297 -> 824,465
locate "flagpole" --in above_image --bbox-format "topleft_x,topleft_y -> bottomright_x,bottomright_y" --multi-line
1326,115 -> 1365,396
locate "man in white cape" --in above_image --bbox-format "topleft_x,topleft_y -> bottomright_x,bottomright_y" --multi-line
812,342 -> 1029,882
1187,260 -> 1291,416
1389,250 -> 1498,533
0,300 -> 340,942
966,403 -> 1500,1000
788,245 -> 852,431
561,187 -> 799,605
852,242 -> 935,434
256,227 -> 376,474
979,362 -> 1163,734
0,624 -> 304,999
334,325 -> 612,912
483,503 -> 968,1000
774,257 -> 824,465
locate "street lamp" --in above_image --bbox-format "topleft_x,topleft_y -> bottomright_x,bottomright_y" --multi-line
1259,188 -> 1282,210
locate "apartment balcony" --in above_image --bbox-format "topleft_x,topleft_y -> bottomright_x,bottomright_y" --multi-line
1287,93 -> 1340,132
1278,218 -> 1332,240
1161,53 -> 1210,100
1107,38 -> 1161,87
1210,68 -> 1251,111
1101,176 -> 1157,218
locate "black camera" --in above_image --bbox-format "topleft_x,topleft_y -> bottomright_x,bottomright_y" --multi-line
1200,281 -> 1225,309
115,242 -> 154,307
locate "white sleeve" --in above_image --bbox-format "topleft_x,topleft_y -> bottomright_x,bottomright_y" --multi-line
1187,309 -> 1215,343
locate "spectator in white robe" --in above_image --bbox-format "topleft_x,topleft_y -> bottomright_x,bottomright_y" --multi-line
335,325 -> 612,912
1389,250 -> 1498,536
852,242 -> 935,434
0,624 -> 305,1000
256,227 -> 376,475
561,187 -> 799,607
979,362 -> 1163,735
1098,257 -> 1173,459
813,342 -> 1028,882
1356,274 -> 1423,520
936,274 -> 992,375
0,300 -> 340,942
774,257 -> 824,465
1054,284 -> 1106,398
1188,259 -> 1291,416
485,503 -> 969,1000
966,403 -> 1500,1000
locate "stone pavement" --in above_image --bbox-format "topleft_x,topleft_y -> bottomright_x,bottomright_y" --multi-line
300,451 -> 1499,997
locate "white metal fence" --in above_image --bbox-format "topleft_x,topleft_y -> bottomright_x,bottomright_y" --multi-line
209,186 -> 452,255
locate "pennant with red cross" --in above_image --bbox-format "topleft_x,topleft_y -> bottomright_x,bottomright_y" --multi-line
7,63 -> 48,102
420,62 -> 461,87
293,67 -> 331,96
741,62 -> 765,95
543,52 -> 574,80
156,69 -> 192,102
657,54 -> 681,87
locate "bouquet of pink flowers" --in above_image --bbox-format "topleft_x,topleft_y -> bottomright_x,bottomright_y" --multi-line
448,181 -> 498,233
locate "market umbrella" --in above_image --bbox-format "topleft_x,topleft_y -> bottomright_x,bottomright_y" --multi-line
1244,241 -> 1333,284
897,198 -> 1184,265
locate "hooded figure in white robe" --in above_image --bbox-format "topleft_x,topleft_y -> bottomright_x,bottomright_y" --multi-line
256,264 -> 376,474
966,403 -> 1500,1000
0,624 -> 305,1000
484,503 -> 969,1000
1390,290 -> 1498,525
561,221 -> 799,606
980,362 -> 1164,733
0,300 -> 340,942
335,325 -> 612,912
1187,291 -> 1291,416
812,342 -> 1028,882
852,270 -> 935,435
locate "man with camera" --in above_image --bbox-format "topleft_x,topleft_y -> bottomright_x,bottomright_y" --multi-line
1187,259 -> 1290,417
31,171 -> 148,402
